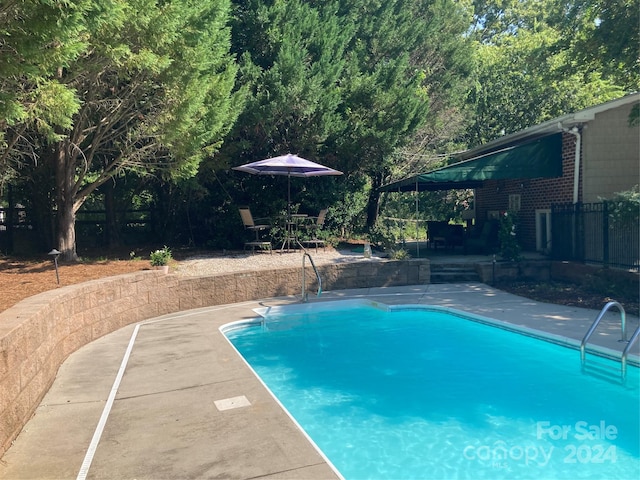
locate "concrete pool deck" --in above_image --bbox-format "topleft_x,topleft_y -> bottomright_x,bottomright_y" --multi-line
1,283 -> 638,480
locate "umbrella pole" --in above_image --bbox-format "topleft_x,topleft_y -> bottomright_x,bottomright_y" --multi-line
288,173 -> 291,219
287,174 -> 291,250
281,173 -> 293,252
415,180 -> 419,257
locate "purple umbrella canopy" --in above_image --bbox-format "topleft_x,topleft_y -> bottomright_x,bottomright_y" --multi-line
233,154 -> 343,177
233,154 -> 343,216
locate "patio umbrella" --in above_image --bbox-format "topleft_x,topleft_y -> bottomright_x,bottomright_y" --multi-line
233,154 -> 343,215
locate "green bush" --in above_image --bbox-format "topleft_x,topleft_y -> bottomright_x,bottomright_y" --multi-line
369,222 -> 397,251
498,211 -> 521,261
149,246 -> 172,266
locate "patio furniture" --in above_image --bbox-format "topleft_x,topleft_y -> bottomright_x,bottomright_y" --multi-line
427,221 -> 448,249
281,213 -> 307,252
464,220 -> 500,254
301,208 -> 328,252
427,221 -> 465,250
239,207 -> 272,254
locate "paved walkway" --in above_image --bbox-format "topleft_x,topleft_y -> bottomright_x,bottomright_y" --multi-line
1,283 -> 638,480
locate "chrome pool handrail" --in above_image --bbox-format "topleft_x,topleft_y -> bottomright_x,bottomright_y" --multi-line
581,301 -> 626,363
580,300 -> 632,381
302,252 -> 322,302
621,325 -> 640,382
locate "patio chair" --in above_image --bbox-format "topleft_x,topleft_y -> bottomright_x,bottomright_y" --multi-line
427,221 -> 465,250
301,208 -> 328,252
464,220 -> 499,254
238,207 -> 272,254
427,221 -> 449,250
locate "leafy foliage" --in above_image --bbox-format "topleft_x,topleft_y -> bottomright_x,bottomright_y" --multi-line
149,245 -> 172,266
3,0 -> 241,259
498,210 -> 521,261
2,0 -> 637,254
605,185 -> 640,227
467,0 -> 630,145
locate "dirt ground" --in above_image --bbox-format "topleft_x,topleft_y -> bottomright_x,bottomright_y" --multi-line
0,257 -> 149,312
0,254 -> 638,316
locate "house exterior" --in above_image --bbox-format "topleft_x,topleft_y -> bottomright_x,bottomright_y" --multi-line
470,94 -> 639,255
380,93 -> 639,267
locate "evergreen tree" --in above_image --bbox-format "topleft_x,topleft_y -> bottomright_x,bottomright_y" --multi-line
334,0 -> 474,227
0,0 -> 89,182
2,0 -> 241,260
214,0 -> 474,230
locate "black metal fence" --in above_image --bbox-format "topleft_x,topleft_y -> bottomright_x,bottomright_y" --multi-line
0,207 -> 155,254
551,202 -> 640,271
75,209 -> 155,247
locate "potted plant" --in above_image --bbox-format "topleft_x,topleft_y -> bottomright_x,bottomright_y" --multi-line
150,246 -> 172,273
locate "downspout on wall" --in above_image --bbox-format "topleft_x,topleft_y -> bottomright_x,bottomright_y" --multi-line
562,126 -> 582,204
561,125 -> 582,261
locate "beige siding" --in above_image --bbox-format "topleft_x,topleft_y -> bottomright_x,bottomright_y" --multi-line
582,102 -> 640,202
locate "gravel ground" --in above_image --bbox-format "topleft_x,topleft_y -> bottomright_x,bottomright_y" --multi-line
173,247 -> 384,276
0,246 -> 382,312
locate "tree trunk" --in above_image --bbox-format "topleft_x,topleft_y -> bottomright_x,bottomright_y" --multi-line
57,205 -> 77,261
54,141 -> 79,261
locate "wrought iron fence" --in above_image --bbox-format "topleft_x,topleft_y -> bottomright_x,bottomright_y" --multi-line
0,207 -> 155,254
551,202 -> 640,271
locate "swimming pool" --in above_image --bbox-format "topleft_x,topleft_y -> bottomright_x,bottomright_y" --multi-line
223,300 -> 640,480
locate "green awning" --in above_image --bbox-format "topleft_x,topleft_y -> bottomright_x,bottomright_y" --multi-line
380,133 -> 563,192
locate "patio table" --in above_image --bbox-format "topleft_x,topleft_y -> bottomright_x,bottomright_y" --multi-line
281,213 -> 307,252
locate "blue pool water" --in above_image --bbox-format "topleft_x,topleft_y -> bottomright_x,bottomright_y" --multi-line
224,302 -> 640,480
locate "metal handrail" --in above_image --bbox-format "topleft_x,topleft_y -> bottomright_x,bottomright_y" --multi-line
302,252 -> 322,302
580,301 -> 626,365
579,301 -> 636,382
621,325 -> 640,382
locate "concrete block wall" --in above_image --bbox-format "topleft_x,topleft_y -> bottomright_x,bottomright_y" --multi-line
0,258 -> 430,456
474,260 -> 551,284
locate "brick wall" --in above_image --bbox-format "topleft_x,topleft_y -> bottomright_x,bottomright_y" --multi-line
476,132 -> 580,251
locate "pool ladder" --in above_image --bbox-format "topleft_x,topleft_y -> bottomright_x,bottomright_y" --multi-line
580,301 -> 640,382
301,252 -> 322,302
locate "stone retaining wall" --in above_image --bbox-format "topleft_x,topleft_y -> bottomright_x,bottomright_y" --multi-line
0,259 -> 430,456
475,260 -> 552,283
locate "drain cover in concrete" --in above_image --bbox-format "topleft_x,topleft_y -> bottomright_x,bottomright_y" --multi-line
214,395 -> 251,411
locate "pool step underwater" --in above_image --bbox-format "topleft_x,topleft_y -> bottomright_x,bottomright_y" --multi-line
581,359 -> 627,384
430,263 -> 480,283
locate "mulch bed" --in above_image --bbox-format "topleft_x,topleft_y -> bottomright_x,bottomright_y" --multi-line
497,280 -> 639,317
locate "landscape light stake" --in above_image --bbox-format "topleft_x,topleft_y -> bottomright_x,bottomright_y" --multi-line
48,249 -> 61,285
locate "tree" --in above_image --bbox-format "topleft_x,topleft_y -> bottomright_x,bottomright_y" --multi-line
219,0 -> 351,164
468,0 -> 630,145
195,0 -> 355,234
3,0 -> 241,260
0,0 -> 87,187
202,0 -> 474,237
334,0 -> 474,227
567,0 -> 640,92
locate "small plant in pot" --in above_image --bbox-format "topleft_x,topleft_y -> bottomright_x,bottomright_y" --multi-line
150,246 -> 172,271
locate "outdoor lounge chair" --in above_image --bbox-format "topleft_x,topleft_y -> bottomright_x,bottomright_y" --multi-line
238,206 -> 272,254
427,221 -> 448,249
301,208 -> 328,252
427,221 -> 464,250
464,220 -> 499,254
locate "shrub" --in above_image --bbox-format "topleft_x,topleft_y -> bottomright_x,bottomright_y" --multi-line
149,246 -> 172,266
498,211 -> 521,261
